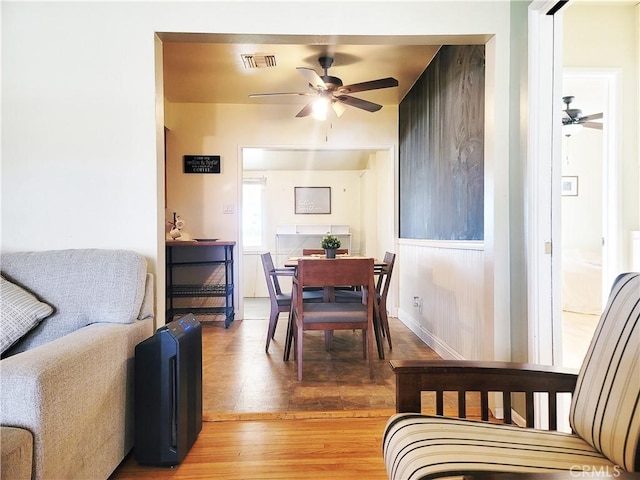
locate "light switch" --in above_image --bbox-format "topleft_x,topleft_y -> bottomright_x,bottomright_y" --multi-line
223,204 -> 234,214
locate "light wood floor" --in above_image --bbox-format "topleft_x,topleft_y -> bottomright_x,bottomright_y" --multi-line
562,310 -> 600,369
110,416 -> 390,480
110,300 -> 437,479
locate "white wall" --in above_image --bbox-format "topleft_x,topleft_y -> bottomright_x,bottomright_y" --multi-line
2,1 -> 513,340
241,168 -> 366,297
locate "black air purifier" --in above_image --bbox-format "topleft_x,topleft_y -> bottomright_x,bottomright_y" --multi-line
134,314 -> 202,466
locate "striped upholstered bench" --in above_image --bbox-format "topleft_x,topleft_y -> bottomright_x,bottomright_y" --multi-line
383,272 -> 639,479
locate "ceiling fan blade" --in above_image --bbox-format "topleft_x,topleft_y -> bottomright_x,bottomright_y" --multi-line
335,95 -> 382,113
249,92 -> 315,98
295,103 -> 313,118
296,67 -> 326,90
582,121 -> 603,130
579,112 -> 603,122
332,101 -> 347,118
338,77 -> 399,94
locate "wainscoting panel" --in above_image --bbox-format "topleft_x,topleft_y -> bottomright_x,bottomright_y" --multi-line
397,240 -> 485,360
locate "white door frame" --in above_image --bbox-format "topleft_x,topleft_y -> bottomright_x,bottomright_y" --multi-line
527,1 -> 623,431
528,2 -> 623,369
527,0 -> 568,430
527,1 -> 564,368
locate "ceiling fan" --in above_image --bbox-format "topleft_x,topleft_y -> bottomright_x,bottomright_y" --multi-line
249,56 -> 399,119
562,96 -> 603,134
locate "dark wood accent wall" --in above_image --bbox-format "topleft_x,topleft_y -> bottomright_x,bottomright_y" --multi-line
399,45 -> 485,240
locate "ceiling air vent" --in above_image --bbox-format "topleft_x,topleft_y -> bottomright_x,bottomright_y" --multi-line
241,54 -> 277,69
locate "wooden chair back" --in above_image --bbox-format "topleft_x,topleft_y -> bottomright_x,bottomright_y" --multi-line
261,252 -> 295,353
296,257 -> 372,290
261,252 -> 284,296
376,251 -> 396,301
374,251 -> 396,351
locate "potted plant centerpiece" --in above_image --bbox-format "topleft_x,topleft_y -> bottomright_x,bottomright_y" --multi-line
321,233 -> 341,258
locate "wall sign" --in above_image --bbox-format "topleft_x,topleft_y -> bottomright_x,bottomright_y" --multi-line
184,155 -> 221,174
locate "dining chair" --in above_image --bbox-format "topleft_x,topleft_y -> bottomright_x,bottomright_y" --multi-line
375,251 -> 396,350
383,272 -> 640,479
334,252 -> 396,357
301,248 -> 349,256
260,252 -> 322,353
289,257 -> 375,381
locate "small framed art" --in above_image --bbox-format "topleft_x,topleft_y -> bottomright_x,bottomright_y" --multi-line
561,176 -> 578,196
294,187 -> 331,214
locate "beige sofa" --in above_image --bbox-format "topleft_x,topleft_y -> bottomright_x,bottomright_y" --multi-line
0,249 -> 154,480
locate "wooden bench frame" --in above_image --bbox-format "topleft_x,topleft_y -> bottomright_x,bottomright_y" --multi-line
390,359 -> 579,430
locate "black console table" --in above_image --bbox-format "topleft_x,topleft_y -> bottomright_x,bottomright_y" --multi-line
166,240 -> 235,328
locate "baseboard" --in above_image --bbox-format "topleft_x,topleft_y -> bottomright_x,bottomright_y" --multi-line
511,408 -> 527,427
397,308 -> 464,360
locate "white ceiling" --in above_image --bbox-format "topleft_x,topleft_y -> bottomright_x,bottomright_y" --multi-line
160,33 -> 490,170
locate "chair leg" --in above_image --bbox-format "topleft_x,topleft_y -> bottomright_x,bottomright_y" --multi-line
381,307 -> 392,350
283,311 -> 293,361
297,327 -> 304,381
324,330 -> 333,351
373,301 -> 385,359
366,327 -> 374,379
265,310 -> 279,353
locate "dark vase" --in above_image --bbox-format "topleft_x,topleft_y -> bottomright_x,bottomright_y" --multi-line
325,249 -> 336,259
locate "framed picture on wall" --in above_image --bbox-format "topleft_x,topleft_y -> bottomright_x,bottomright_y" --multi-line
294,187 -> 331,214
561,176 -> 578,196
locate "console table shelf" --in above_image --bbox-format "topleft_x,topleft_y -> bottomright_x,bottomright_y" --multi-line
169,284 -> 232,296
166,240 -> 235,327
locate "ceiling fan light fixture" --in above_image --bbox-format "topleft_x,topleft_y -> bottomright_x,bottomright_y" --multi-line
563,123 -> 583,137
312,97 -> 330,121
250,55 -> 399,119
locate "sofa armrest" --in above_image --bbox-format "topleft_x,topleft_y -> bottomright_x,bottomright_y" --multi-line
390,360 -> 578,429
1,319 -> 153,480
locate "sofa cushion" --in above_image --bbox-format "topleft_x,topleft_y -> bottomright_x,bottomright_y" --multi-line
569,272 -> 640,471
383,414 -> 618,480
1,249 -> 148,355
0,276 -> 53,354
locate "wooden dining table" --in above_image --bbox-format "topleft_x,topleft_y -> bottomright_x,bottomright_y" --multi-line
283,255 -> 390,359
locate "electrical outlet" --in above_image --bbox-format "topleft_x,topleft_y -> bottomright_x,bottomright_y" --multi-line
413,296 -> 420,307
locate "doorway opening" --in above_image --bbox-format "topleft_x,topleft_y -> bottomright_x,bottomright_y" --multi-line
238,146 -> 395,320
559,70 -> 619,369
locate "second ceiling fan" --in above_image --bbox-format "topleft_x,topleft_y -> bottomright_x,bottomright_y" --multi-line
249,56 -> 399,119
562,96 -> 603,130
